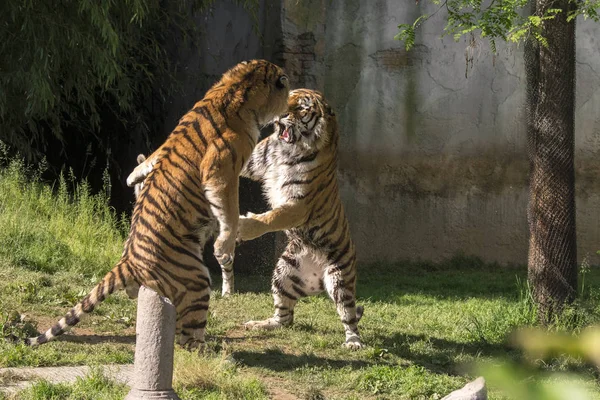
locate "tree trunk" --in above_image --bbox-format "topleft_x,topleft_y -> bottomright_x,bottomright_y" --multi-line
525,0 -> 577,324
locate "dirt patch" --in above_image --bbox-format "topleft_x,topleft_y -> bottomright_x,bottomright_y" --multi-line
261,376 -> 300,400
0,370 -> 30,385
223,326 -> 302,356
224,326 -> 247,340
24,313 -> 135,344
56,334 -> 135,345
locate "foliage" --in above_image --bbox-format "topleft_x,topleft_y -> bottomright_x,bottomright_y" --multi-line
173,351 -> 269,399
3,241 -> 600,397
0,143 -> 127,277
479,326 -> 600,399
396,0 -> 600,52
0,0 -> 258,169
1,361 -> 267,400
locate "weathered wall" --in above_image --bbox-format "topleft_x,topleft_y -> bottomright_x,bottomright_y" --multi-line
278,0 -> 600,265
159,1 -> 600,267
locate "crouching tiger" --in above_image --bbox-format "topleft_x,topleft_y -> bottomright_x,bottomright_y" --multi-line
238,89 -> 363,350
26,60 -> 290,349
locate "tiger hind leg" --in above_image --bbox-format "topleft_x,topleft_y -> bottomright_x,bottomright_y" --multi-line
175,270 -> 212,351
176,289 -> 211,350
244,272 -> 298,330
244,249 -> 306,330
323,268 -> 363,350
245,248 -> 323,330
125,282 -> 140,299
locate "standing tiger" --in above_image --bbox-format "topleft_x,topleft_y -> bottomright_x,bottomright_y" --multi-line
26,60 -> 290,349
238,89 -> 363,349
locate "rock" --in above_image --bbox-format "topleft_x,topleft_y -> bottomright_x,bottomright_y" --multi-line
442,377 -> 487,400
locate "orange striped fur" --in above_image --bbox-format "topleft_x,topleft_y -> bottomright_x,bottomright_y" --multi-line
26,60 -> 289,348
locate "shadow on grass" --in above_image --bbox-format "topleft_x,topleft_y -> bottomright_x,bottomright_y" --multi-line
57,334 -> 136,345
359,259 -> 600,304
374,332 -> 517,374
213,254 -> 537,300
232,332 -> 515,377
357,255 -> 531,302
210,274 -> 271,295
233,348 -> 371,372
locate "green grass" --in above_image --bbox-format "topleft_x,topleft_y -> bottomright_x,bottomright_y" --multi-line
0,155 -> 126,278
1,155 -> 600,399
1,368 -> 128,400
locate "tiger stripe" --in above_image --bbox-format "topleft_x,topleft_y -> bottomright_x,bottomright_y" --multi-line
240,89 -> 363,349
26,60 -> 289,348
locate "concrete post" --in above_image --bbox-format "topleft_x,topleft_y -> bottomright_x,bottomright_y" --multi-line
125,286 -> 180,400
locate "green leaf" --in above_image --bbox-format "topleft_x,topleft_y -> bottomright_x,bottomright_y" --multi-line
528,15 -> 542,27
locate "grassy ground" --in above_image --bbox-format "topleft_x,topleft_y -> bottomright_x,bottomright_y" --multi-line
1,155 -> 600,399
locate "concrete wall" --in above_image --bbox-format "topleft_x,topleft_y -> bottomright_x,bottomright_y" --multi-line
278,0 -> 600,265
160,1 -> 600,267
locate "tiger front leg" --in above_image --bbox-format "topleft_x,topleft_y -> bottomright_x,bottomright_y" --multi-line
237,204 -> 307,242
220,263 -> 234,297
204,173 -> 240,296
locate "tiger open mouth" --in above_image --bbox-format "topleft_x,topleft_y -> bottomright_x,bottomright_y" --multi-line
278,123 -> 295,144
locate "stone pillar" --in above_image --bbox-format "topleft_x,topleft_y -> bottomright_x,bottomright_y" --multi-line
125,286 -> 180,400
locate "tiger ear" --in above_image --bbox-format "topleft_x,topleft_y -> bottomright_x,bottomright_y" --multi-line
136,154 -> 146,164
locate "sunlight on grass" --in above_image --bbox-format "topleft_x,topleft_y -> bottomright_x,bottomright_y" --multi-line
2,152 -> 600,399
173,350 -> 269,399
3,368 -> 128,400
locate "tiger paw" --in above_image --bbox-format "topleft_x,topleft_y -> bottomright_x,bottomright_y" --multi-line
126,157 -> 155,187
342,336 -> 364,350
244,318 -> 283,331
214,237 -> 235,267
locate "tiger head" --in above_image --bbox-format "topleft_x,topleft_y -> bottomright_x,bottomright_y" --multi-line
273,89 -> 337,152
220,59 -> 290,126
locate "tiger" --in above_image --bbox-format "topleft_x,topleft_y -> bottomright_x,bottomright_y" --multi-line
25,60 -> 290,349
126,89 -> 364,349
238,89 -> 364,350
